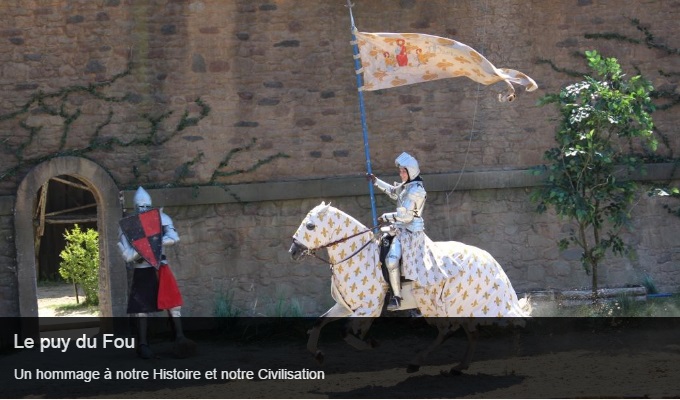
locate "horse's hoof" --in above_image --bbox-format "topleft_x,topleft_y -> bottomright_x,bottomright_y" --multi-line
314,350 -> 324,365
406,364 -> 420,374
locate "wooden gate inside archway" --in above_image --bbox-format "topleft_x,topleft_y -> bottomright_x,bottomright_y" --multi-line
35,176 -> 98,283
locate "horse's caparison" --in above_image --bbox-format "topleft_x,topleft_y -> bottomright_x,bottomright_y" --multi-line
290,202 -> 530,374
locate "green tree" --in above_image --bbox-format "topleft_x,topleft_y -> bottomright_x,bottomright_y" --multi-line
58,224 -> 99,305
531,50 -> 657,299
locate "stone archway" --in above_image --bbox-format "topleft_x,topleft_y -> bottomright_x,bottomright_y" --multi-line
14,157 -> 126,319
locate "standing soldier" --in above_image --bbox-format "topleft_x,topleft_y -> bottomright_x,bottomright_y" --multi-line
117,186 -> 195,359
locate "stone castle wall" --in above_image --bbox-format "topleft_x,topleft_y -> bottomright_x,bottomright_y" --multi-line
0,210 -> 18,316
157,183 -> 680,317
2,0 -> 679,191
0,0 -> 678,316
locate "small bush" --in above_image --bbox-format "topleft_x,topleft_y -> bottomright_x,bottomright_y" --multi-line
214,289 -> 242,318
58,225 -> 99,305
266,295 -> 303,317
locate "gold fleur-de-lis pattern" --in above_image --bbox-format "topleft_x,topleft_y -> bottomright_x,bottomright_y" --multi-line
355,31 -> 537,94
294,203 -> 527,319
293,203 -> 387,317
406,235 -> 528,318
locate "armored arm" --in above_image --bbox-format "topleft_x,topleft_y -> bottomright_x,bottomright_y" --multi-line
161,212 -> 180,247
117,227 -> 141,262
373,177 -> 400,201
380,208 -> 412,225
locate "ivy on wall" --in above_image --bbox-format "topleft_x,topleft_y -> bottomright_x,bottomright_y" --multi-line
537,17 -> 680,155
210,138 -> 289,183
535,56 -> 586,78
584,19 -> 680,113
0,60 -> 288,192
0,62 -> 133,181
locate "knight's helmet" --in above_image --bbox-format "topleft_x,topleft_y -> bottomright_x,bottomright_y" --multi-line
395,152 -> 420,180
133,186 -> 153,213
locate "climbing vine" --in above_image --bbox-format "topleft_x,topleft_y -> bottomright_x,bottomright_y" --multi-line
583,18 -> 680,112
584,19 -> 680,55
207,138 -> 290,202
210,138 -> 290,183
535,58 -> 585,78
0,59 -> 288,192
537,17 -> 680,146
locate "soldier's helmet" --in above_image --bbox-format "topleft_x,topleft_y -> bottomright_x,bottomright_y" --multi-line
395,152 -> 420,180
133,186 -> 152,213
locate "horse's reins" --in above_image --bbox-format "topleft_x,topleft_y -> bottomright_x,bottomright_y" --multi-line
302,224 -> 379,267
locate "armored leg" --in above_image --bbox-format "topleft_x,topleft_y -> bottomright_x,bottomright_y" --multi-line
135,313 -> 153,359
168,307 -> 196,358
385,237 -> 402,311
168,307 -> 184,339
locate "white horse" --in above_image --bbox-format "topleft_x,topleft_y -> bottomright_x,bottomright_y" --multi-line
289,202 -> 530,374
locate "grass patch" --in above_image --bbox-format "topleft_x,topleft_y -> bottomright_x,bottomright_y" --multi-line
214,289 -> 242,318
264,294 -> 303,317
52,302 -> 99,316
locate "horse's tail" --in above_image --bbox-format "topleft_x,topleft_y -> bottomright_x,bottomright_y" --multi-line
518,295 -> 532,317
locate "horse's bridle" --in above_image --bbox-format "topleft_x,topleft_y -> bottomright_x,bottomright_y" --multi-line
297,225 -> 378,267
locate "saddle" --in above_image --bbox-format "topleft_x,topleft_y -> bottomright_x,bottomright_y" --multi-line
378,231 -> 411,285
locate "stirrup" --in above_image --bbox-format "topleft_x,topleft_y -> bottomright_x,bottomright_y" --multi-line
387,296 -> 402,311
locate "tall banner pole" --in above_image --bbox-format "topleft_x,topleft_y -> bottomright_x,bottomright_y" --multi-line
346,1 -> 378,227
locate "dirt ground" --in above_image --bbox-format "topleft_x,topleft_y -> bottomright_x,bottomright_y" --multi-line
20,283 -> 680,398
2,317 -> 679,398
37,282 -> 98,317
12,285 -> 680,398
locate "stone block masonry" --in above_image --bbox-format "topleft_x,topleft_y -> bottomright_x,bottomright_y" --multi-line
1,166 -> 679,317
1,1 -> 679,191
110,167 -> 680,317
0,1 -> 679,316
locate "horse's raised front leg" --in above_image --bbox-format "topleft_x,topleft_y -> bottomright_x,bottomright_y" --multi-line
342,317 -> 377,350
307,302 -> 352,364
407,319 -> 459,373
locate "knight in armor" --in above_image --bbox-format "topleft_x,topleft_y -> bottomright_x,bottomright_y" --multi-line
368,152 -> 427,311
117,186 -> 195,359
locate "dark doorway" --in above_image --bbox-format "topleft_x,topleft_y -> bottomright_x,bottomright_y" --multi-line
35,175 -> 98,281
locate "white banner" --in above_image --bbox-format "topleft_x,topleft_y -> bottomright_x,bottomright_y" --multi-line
355,30 -> 538,97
